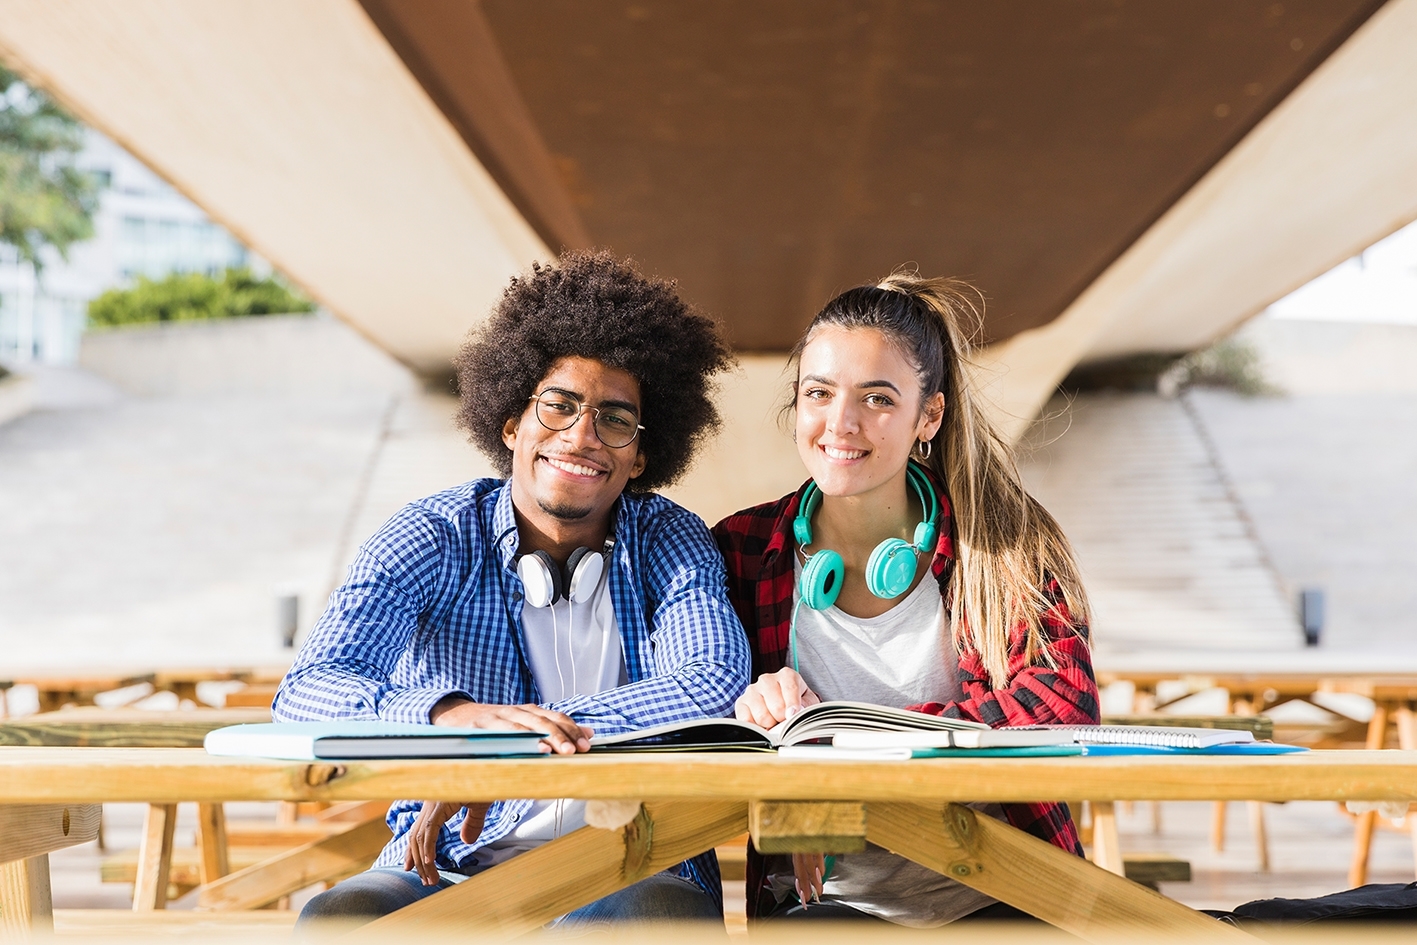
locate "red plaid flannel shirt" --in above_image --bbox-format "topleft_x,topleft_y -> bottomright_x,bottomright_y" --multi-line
712,469 -> 1099,918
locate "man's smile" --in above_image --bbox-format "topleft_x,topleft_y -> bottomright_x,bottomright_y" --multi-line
539,453 -> 610,479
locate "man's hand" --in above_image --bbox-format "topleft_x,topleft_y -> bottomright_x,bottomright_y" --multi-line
403,801 -> 492,886
733,668 -> 822,729
430,697 -> 593,754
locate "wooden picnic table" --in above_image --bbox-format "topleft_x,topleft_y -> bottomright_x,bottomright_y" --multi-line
0,707 -> 272,747
0,708 -> 389,919
4,748 -> 1417,941
1098,662 -> 1417,884
0,667 -> 289,715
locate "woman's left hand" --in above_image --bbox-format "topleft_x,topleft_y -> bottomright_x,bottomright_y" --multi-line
792,852 -> 826,907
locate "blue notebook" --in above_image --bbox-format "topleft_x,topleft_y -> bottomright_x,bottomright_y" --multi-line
204,721 -> 549,760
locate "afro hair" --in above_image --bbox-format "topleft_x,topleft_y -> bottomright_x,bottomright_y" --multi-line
454,250 -> 735,492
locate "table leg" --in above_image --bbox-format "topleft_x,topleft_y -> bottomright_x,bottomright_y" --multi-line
1349,700 -> 1391,888
1089,802 -> 1124,876
196,803 -> 230,884
1397,704 -> 1417,880
1211,801 -> 1227,852
0,855 -> 53,935
133,803 -> 177,911
867,802 -> 1249,942
354,801 -> 747,938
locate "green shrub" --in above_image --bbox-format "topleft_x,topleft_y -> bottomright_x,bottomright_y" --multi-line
1175,337 -> 1281,396
87,268 -> 316,327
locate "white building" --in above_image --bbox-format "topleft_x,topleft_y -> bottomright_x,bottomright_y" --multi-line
0,130 -> 256,366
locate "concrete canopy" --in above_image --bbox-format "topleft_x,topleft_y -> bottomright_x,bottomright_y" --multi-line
1,0 -> 1416,435
362,0 -> 1384,350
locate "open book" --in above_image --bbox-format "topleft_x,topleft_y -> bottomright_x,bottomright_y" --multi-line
589,701 -> 1073,752
204,722 -> 549,760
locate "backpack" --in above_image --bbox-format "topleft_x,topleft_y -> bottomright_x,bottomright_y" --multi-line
1206,883 -> 1417,926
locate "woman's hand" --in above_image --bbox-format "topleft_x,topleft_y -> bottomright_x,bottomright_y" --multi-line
792,853 -> 826,907
734,668 -> 822,729
403,801 -> 491,886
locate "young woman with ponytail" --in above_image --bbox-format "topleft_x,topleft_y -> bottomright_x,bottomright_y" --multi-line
712,272 -> 1098,926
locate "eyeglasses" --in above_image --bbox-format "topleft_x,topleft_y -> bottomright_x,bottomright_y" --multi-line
528,388 -> 644,448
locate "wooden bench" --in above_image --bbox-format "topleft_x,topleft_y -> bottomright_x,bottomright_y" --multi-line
0,707 -> 390,917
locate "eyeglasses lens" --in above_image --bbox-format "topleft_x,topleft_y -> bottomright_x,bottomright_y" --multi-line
535,392 -> 639,448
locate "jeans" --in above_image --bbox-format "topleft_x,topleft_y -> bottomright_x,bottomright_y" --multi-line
297,867 -> 721,930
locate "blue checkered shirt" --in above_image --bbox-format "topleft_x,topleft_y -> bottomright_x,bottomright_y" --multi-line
273,478 -> 750,907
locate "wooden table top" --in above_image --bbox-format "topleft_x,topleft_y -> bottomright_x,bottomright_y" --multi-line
1,748 -> 1415,805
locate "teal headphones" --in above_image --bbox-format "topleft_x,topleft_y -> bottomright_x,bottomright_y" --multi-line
793,462 -> 939,611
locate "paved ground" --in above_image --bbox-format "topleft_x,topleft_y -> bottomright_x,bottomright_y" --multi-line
1188,387 -> 1417,653
0,317 -> 489,686
1019,316 -> 1417,661
1020,392 -> 1303,659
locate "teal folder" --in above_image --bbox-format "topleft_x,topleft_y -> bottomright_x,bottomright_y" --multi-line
1078,743 -> 1308,756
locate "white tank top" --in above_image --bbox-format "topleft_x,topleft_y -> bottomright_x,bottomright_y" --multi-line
773,559 -> 997,926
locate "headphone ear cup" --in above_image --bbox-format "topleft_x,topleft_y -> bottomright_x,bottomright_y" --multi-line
799,550 -> 845,610
866,538 -> 918,599
518,550 -> 563,608
565,548 -> 604,604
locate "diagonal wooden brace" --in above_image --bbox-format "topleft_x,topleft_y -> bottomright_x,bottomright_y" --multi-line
197,814 -> 390,911
354,801 -> 747,938
867,802 -> 1252,942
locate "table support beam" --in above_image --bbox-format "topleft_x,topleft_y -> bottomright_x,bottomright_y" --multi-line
749,801 -> 866,854
867,802 -> 1250,942
356,801 -> 747,937
0,855 -> 53,935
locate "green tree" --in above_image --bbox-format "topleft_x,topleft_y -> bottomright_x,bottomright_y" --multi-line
0,66 -> 99,270
88,268 -> 316,326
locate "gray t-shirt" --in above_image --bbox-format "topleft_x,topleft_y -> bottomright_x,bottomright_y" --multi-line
767,564 -> 999,927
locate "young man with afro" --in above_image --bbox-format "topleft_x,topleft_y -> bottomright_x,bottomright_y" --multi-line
278,251 -> 749,927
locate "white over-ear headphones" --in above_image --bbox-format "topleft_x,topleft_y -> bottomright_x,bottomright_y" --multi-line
517,547 -> 606,609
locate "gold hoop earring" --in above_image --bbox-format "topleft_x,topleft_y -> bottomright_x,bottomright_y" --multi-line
917,439 -> 932,459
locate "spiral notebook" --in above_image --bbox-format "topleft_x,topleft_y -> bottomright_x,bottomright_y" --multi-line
1047,724 -> 1256,749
